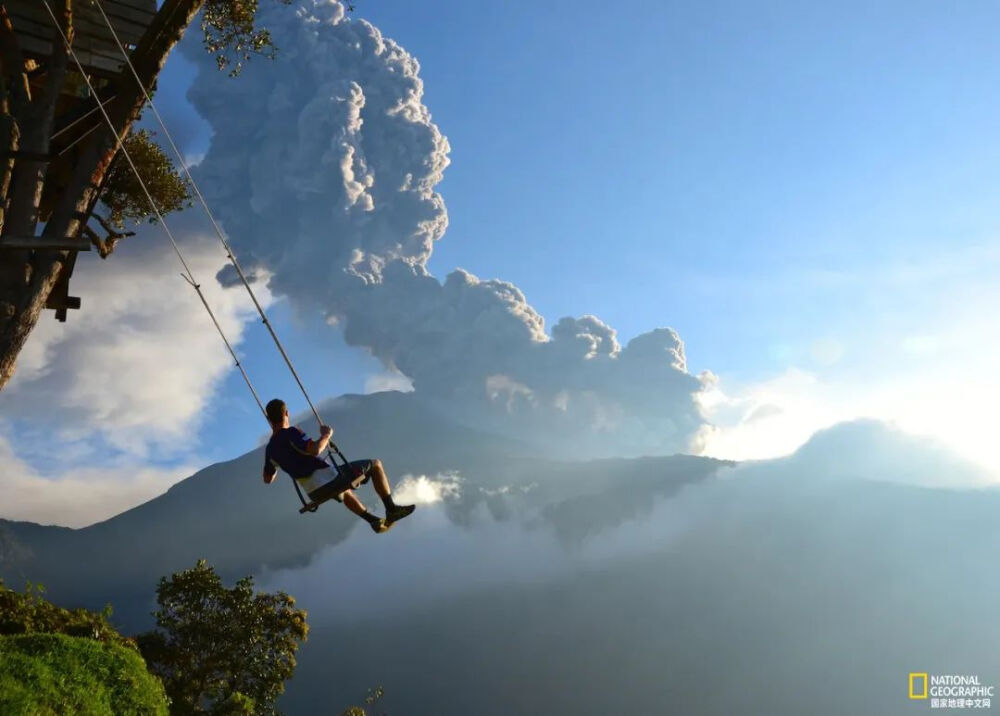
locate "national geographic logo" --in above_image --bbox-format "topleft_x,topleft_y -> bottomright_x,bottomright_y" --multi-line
910,673 -> 995,709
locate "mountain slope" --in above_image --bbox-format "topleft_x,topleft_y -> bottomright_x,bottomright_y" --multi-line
0,391 -> 728,626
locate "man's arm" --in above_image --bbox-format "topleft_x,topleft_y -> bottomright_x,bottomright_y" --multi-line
305,425 -> 334,456
263,463 -> 277,484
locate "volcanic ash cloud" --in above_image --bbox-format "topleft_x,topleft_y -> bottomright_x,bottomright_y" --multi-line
185,0 -> 710,456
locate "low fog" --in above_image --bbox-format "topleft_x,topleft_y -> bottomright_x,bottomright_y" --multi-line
251,420 -> 1000,715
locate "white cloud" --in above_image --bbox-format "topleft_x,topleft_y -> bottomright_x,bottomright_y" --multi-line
256,491 -> 702,626
364,369 -> 413,394
3,218 -> 269,455
393,472 -> 462,505
0,433 -> 193,527
699,361 -> 1000,479
0,213 -> 271,526
697,368 -> 844,462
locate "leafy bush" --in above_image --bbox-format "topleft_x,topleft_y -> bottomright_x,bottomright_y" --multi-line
0,633 -> 169,715
100,129 -> 192,229
0,580 -> 132,648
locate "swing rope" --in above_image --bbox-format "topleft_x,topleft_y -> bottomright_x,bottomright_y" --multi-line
41,0 -> 351,512
88,0 -> 328,434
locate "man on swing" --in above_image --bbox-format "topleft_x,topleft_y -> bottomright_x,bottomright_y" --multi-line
262,399 -> 415,533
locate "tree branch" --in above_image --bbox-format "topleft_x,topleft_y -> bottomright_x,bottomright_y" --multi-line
83,218 -> 134,259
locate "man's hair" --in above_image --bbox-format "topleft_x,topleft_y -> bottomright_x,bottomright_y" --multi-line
265,399 -> 287,425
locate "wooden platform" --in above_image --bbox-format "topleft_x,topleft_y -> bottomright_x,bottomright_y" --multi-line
0,235 -> 91,251
7,0 -> 156,78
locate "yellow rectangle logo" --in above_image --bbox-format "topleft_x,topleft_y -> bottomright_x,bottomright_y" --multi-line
909,673 -> 928,699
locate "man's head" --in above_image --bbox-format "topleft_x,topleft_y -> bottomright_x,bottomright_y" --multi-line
266,399 -> 289,428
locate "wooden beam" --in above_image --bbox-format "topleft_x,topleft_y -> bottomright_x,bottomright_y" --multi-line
45,248 -> 82,321
0,235 -> 91,250
50,295 -> 81,321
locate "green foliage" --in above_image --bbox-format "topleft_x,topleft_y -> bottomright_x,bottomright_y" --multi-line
0,633 -> 169,715
137,559 -> 309,715
0,580 -> 133,649
100,129 -> 191,230
202,0 -> 293,76
340,685 -> 386,716
200,0 -> 358,76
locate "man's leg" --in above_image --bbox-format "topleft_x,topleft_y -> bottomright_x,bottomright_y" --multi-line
366,459 -> 415,524
340,489 -> 389,533
368,459 -> 391,499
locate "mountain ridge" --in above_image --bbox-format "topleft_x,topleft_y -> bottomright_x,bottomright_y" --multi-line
0,391 -> 729,625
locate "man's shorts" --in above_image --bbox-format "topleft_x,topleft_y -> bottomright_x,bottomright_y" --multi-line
307,459 -> 375,504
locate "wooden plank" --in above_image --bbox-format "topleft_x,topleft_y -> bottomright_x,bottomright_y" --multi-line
84,1 -> 156,32
0,235 -> 91,251
49,295 -> 81,314
7,0 -> 157,77
16,30 -> 122,63
96,0 -> 156,27
11,12 -> 143,53
19,34 -> 132,66
10,0 -> 155,28
10,4 -> 148,42
76,9 -> 150,45
16,33 -> 129,68
8,2 -> 152,52
9,0 -> 157,22
17,34 -> 127,77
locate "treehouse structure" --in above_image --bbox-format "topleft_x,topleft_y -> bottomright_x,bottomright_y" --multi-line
8,0 -> 155,77
1,0 -> 156,320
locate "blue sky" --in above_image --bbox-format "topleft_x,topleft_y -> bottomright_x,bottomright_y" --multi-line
363,0 -> 1000,392
2,0 -> 999,525
214,0 -> 999,455
375,0 -> 1000,367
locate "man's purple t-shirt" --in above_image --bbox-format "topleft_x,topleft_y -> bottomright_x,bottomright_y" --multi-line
264,427 -> 329,480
